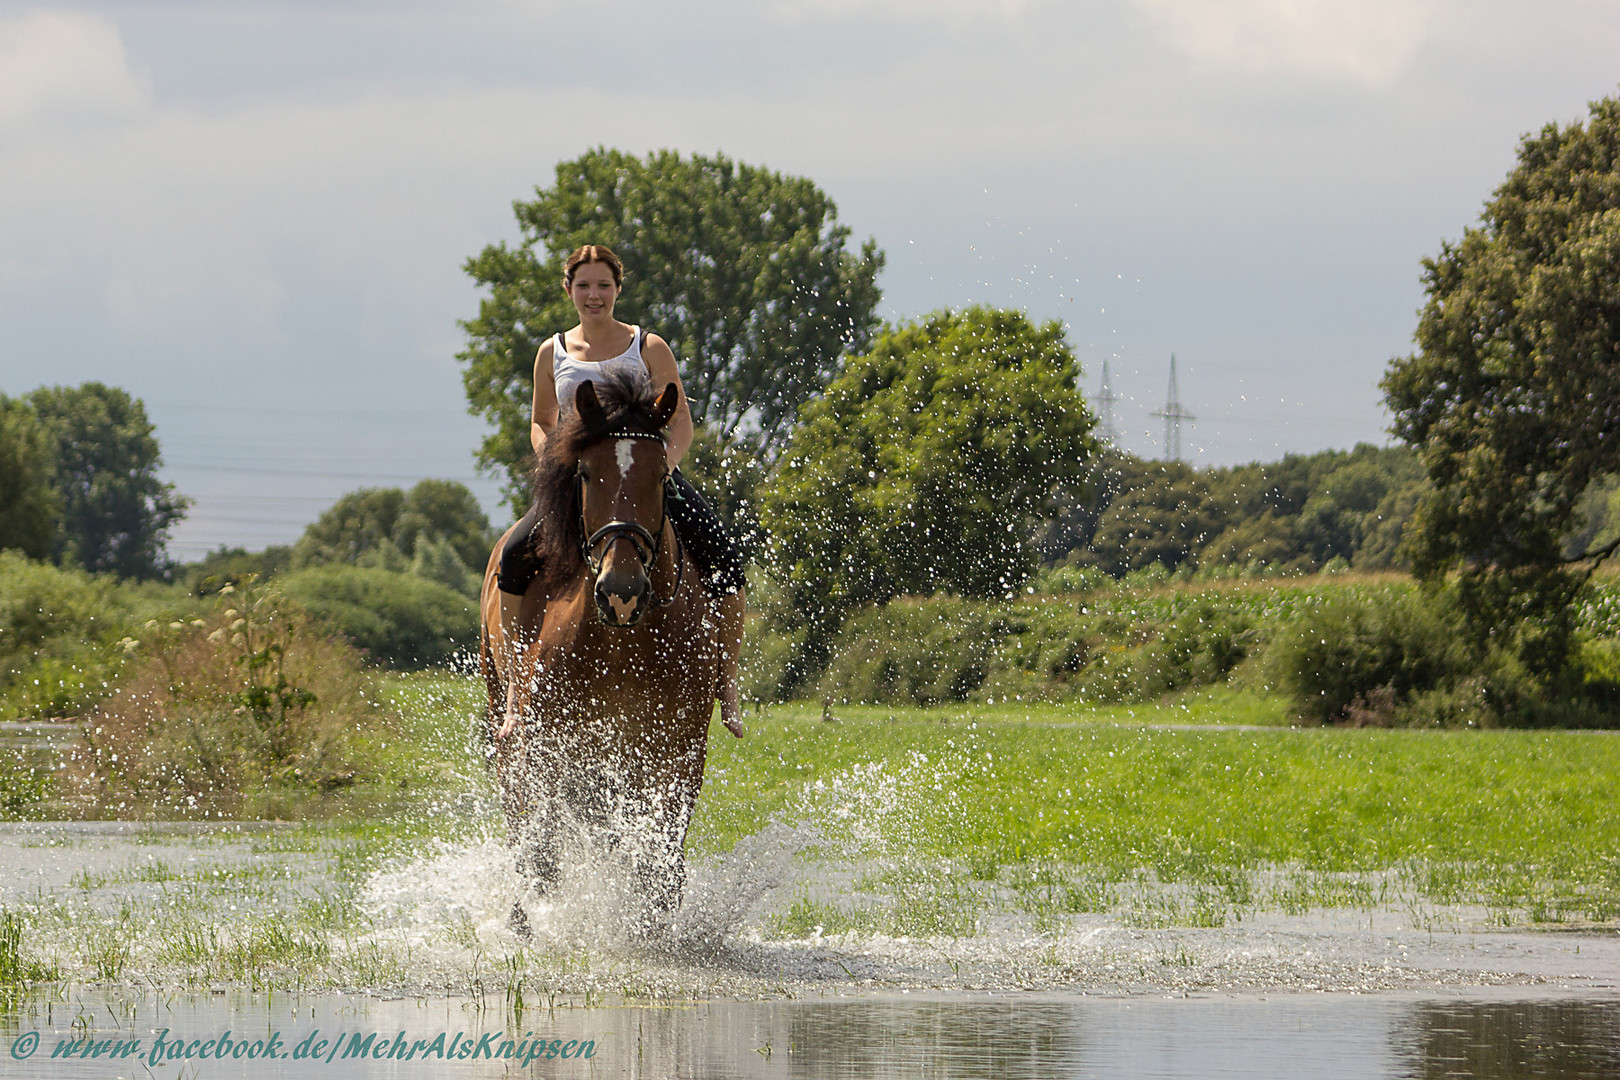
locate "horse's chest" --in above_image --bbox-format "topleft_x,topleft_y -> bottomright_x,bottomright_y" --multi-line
540,609 -> 715,718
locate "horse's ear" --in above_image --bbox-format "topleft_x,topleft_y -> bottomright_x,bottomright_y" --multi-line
652,382 -> 679,428
576,380 -> 603,426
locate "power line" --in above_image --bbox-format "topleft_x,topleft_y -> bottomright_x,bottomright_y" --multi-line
166,462 -> 490,482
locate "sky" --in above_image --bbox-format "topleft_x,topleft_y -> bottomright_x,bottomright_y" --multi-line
3,1 -> 1618,561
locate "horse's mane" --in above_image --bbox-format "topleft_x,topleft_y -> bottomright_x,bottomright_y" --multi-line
527,366 -> 664,594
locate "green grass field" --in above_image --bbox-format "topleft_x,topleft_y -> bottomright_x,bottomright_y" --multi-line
687,687 -> 1620,927
387,674 -> 1620,925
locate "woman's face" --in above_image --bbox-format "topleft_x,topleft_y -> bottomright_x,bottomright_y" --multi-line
566,261 -> 621,320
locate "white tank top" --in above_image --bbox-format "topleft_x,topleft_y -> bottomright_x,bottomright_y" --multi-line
552,326 -> 649,416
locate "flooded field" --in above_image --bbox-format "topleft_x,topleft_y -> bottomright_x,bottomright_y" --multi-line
4,691 -> 1619,1078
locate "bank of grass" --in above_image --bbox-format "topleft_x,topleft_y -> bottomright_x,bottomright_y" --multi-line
692,687 -> 1620,926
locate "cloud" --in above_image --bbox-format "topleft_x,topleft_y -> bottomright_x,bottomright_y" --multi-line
1130,0 -> 1434,85
784,0 -> 1034,13
0,11 -> 151,130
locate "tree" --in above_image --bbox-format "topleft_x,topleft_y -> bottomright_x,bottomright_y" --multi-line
26,383 -> 188,579
1085,460 -> 1226,576
292,479 -> 491,592
760,307 -> 1097,656
459,148 -> 885,507
0,394 -> 57,560
1382,93 -> 1620,680
293,488 -> 405,568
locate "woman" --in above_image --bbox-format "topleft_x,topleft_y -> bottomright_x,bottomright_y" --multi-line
494,244 -> 746,734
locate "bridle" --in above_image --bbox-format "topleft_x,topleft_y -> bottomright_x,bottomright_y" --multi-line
576,430 -> 683,609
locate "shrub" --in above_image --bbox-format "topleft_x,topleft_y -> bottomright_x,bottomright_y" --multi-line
820,597 -> 1020,706
278,565 -> 475,669
182,545 -> 294,595
70,581 -> 397,814
0,552 -> 139,719
1074,599 -> 1254,704
1032,563 -> 1112,596
740,618 -> 798,705
1265,585 -> 1477,725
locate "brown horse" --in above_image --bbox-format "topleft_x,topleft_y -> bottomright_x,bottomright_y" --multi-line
479,371 -> 743,933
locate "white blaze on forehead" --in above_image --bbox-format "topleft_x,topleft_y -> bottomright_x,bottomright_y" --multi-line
615,439 -> 635,480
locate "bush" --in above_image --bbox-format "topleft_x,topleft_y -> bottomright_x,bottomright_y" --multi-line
740,617 -> 798,705
1032,563 -> 1111,596
182,545 -> 294,595
1076,599 -> 1255,704
1265,585 -> 1480,725
820,597 -> 1021,706
70,581 -> 397,814
278,565 -> 475,669
0,552 -> 194,719
780,590 -> 1263,708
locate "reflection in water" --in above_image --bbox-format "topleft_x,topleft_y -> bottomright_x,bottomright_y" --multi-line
2,992 -> 1618,1079
1398,999 -> 1620,1080
781,1000 -> 1069,1079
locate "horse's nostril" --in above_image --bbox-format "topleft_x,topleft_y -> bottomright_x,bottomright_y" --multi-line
596,578 -> 647,625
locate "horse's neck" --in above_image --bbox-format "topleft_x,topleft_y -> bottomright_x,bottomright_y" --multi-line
651,520 -> 686,606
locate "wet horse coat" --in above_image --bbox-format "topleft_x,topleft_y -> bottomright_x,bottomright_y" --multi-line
479,376 -> 734,924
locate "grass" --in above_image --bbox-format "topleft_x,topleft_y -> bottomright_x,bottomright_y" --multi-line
694,685 -> 1620,926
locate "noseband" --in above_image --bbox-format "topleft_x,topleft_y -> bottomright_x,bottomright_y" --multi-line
576,431 -> 682,608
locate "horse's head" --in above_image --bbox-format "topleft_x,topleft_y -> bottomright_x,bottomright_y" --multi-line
574,379 -> 680,628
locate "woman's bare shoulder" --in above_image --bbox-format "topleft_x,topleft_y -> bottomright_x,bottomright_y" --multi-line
642,331 -> 677,361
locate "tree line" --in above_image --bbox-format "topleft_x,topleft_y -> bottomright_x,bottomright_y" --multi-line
7,97 -> 1620,724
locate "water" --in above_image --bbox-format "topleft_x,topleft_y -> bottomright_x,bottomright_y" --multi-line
3,745 -> 1618,1077
4,988 -> 1618,1078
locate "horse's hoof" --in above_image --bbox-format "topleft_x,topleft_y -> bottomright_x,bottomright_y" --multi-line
508,901 -> 532,940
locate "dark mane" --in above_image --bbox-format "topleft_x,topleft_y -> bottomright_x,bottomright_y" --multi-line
527,366 -> 663,594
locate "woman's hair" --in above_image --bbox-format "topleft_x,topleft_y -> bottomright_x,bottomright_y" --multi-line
563,244 -> 624,287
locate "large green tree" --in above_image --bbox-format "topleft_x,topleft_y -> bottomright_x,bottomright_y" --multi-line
1382,93 -> 1620,678
0,394 -> 57,560
292,479 -> 491,596
459,148 -> 885,507
1086,460 -> 1227,576
26,383 -> 188,579
760,307 -> 1097,654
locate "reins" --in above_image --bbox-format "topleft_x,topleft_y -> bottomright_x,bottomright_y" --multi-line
576,430 -> 683,609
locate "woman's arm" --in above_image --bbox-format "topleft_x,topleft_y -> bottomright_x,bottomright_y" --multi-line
642,333 -> 694,467
531,337 -> 559,459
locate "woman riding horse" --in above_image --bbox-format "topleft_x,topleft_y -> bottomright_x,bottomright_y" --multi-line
492,244 -> 746,737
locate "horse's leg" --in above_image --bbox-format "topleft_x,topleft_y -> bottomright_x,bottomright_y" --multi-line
630,782 -> 690,932
715,589 -> 745,737
630,731 -> 710,931
502,738 -> 566,938
495,590 -> 527,736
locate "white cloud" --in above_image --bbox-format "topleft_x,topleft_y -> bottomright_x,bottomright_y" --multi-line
1131,0 -> 1434,85
0,11 -> 151,130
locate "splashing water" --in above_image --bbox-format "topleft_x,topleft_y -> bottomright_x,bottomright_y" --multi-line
355,819 -> 813,981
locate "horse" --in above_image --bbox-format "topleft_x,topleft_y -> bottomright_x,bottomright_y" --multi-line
479,370 -> 743,934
